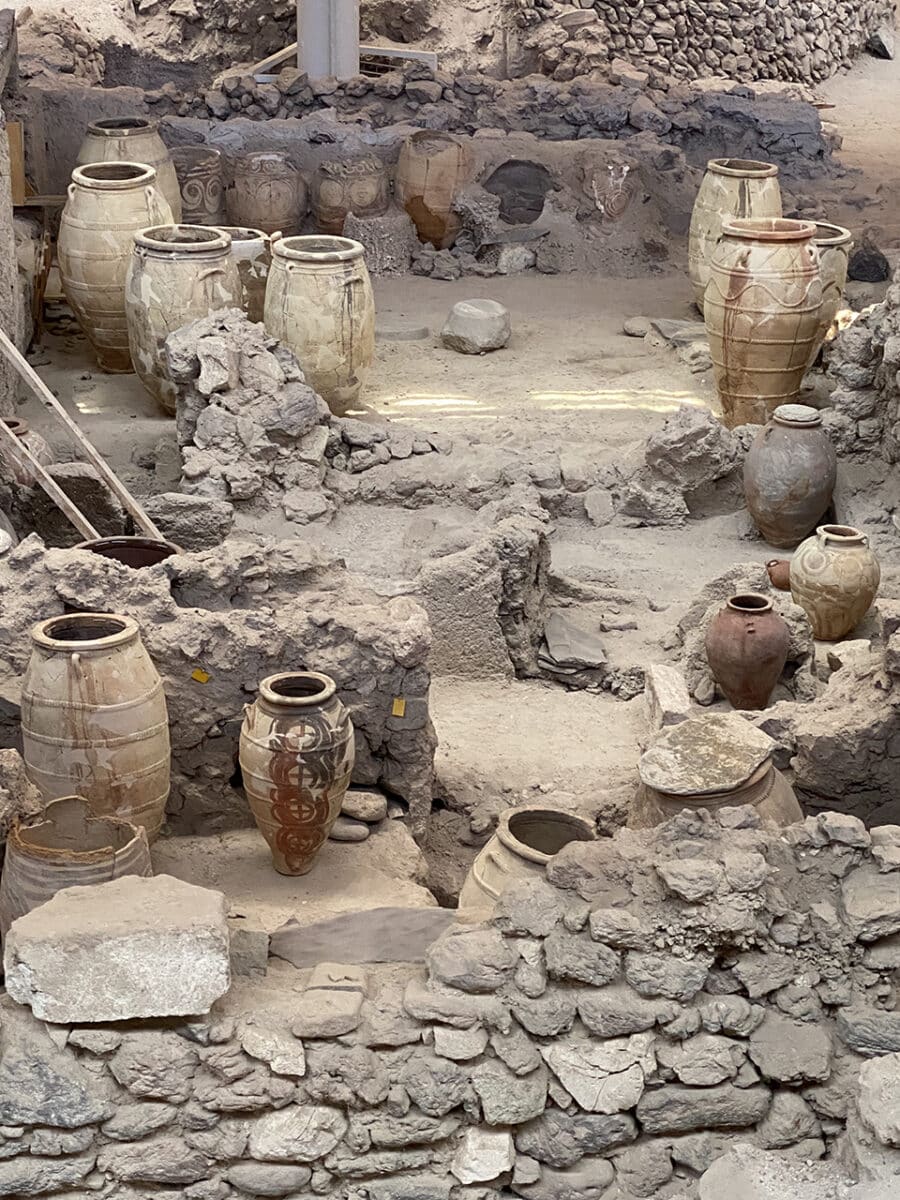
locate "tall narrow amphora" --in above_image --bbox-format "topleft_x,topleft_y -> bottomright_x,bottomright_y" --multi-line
688,158 -> 782,308
239,672 -> 355,876
77,116 -> 182,221
704,217 -> 822,428
21,613 -> 171,841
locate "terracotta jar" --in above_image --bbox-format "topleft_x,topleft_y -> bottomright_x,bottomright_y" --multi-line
264,235 -> 375,414
396,131 -> 474,249
705,592 -> 790,710
125,224 -> 242,415
227,151 -> 307,236
216,226 -> 270,323
705,217 -> 822,428
790,524 -> 881,640
632,713 -> 802,828
76,536 -> 182,568
459,806 -> 596,916
239,671 -> 355,876
0,418 -> 53,486
77,116 -> 182,222
58,162 -> 174,372
0,796 -> 151,936
311,155 -> 391,235
743,404 -> 837,548
171,145 -> 226,225
21,613 -> 171,841
688,158 -> 782,308
811,221 -> 853,354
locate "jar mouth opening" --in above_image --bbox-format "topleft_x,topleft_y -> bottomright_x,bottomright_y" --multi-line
75,537 -> 182,569
727,592 -> 773,614
74,162 -> 155,186
812,221 -> 852,246
708,157 -> 779,178
171,145 -> 221,163
272,234 -> 364,263
3,417 -> 27,437
215,226 -> 267,242
820,524 -> 864,540
12,796 -> 142,855
722,217 -> 816,242
497,806 -> 596,864
135,224 -> 231,252
88,116 -> 155,135
259,671 -> 337,706
32,612 -> 139,650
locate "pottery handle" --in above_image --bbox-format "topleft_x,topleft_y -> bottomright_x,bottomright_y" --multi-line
70,651 -> 82,675
144,184 -> 168,225
67,183 -> 76,201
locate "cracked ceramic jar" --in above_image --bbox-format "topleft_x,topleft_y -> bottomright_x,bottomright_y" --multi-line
688,158 -> 782,308
790,524 -> 881,641
227,151 -> 307,236
264,235 -> 375,414
215,226 -> 270,323
125,224 -> 242,415
312,155 -> 391,235
0,418 -> 53,486
77,116 -> 182,222
811,221 -> 853,355
21,613 -> 171,841
705,593 -> 790,711
743,404 -> 837,548
396,131 -> 474,249
704,217 -> 822,428
58,162 -> 174,372
171,145 -> 226,226
239,671 -> 355,876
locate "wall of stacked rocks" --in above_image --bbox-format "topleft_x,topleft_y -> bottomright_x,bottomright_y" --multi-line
4,806 -> 900,1197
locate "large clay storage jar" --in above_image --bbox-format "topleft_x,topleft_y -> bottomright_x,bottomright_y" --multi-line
77,117 -> 182,222
705,217 -> 822,428
239,671 -> 355,876
705,593 -> 790,710
0,418 -> 53,486
311,155 -> 391,235
265,235 -> 375,414
396,131 -> 474,249
227,151 -> 307,237
459,806 -> 596,916
811,221 -> 853,353
125,224 -> 242,416
632,713 -> 801,829
0,796 -> 152,937
743,404 -> 837,548
21,613 -> 171,841
58,162 -> 174,372
216,227 -> 270,323
76,535 -> 182,568
171,145 -> 226,226
688,157 -> 782,308
790,524 -> 880,641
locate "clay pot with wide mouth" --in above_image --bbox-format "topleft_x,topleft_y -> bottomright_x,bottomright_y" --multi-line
76,536 -> 182,568
0,418 -> 53,486
77,116 -> 182,221
705,592 -> 791,710
396,131 -> 475,249
790,524 -> 881,640
311,155 -> 391,235
227,151 -> 307,236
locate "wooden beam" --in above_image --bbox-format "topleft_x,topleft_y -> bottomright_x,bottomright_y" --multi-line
7,121 -> 25,206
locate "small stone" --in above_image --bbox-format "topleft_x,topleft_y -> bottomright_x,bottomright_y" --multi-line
293,990 -> 364,1038
749,1014 -> 832,1083
226,1161 -> 313,1195
514,1157 -> 615,1200
545,928 -> 620,985
637,1083 -> 771,1134
623,316 -> 651,337
842,865 -> 900,940
329,815 -> 370,842
441,299 -> 511,354
240,1019 -> 306,1077
433,1026 -> 489,1061
836,1006 -> 900,1056
541,1034 -> 654,1113
427,926 -> 516,993
656,858 -> 724,902
858,1054 -> 900,1144
756,1091 -> 819,1149
625,951 -> 710,1001
452,1128 -> 515,1184
472,1061 -> 548,1124
248,1105 -> 347,1161
341,790 -> 388,823
229,915 -> 269,976
582,486 -> 615,526
644,663 -> 691,729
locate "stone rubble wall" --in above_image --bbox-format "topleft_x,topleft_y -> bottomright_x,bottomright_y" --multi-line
4,806 -> 900,1197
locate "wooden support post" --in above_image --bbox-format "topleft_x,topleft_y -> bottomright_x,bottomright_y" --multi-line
0,418 -> 99,539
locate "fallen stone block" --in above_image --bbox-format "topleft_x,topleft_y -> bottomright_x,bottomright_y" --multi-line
441,299 -> 511,355
644,663 -> 692,730
4,874 -> 231,1022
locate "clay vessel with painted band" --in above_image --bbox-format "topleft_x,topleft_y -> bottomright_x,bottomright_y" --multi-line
215,226 -> 271,323
705,217 -> 823,428
790,524 -> 880,640
58,162 -> 174,372
264,235 -> 375,414
0,418 -> 53,487
688,157 -> 782,308
705,592 -> 790,710
227,151 -> 307,236
239,671 -> 355,875
810,221 -> 853,356
21,613 -> 171,841
396,131 -> 475,249
743,403 -> 837,548
171,145 -> 226,225
312,155 -> 391,235
125,224 -> 242,415
77,116 -> 182,222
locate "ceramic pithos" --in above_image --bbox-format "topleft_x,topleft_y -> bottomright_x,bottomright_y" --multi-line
171,145 -> 226,225
58,162 -> 174,372
396,131 -> 474,249
0,796 -> 151,937
811,220 -> 853,353
743,403 -> 837,548
705,592 -> 790,710
227,151 -> 307,236
125,224 -> 242,415
311,155 -> 391,235
705,217 -> 822,428
632,712 -> 802,828
77,116 -> 182,222
264,235 -> 375,414
459,806 -> 595,915
0,418 -> 53,487
76,536 -> 182,568
688,157 -> 782,308
790,524 -> 881,640
216,226 -> 270,323
21,613 -> 171,841
239,671 -> 355,875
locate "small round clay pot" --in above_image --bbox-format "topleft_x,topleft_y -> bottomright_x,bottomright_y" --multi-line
705,592 -> 790,710
766,560 -> 792,591
76,536 -> 182,568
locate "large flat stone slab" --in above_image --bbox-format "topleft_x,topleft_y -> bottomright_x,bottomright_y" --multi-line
4,874 -> 230,1023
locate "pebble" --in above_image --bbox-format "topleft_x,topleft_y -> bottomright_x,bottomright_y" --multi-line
623,316 -> 651,337
329,816 -> 370,843
341,790 -> 388,823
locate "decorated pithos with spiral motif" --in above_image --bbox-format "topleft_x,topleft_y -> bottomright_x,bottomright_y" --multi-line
171,146 -> 226,226
790,524 -> 881,641
239,671 -> 355,875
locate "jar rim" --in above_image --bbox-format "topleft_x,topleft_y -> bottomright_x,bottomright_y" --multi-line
721,217 -> 816,242
707,157 -> 779,178
258,671 -> 337,707
31,612 -> 140,652
496,805 -> 596,864
818,523 -> 866,542
72,161 -> 156,189
812,221 -> 853,247
134,224 -> 232,253
726,592 -> 774,614
272,234 -> 364,264
87,116 -> 158,137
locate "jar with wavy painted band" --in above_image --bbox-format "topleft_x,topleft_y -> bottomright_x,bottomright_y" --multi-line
811,221 -> 852,355
688,157 -> 782,308
171,145 -> 226,226
77,116 -> 182,222
312,155 -> 391,235
790,524 -> 880,641
239,671 -> 355,876
215,226 -> 270,323
0,418 -> 53,487
704,217 -> 822,428
227,151 -> 307,236
21,613 -> 171,841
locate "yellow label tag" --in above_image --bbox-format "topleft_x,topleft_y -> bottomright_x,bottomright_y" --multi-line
192,668 -> 211,684
391,697 -> 406,718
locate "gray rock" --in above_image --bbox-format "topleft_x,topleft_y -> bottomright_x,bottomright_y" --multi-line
441,299 -> 511,354
472,1060 -> 547,1124
490,1023 -> 542,1075
0,1154 -> 96,1197
733,952 -> 797,998
110,1031 -> 199,1101
102,1101 -> 178,1140
657,1032 -> 745,1086
342,789 -> 389,822
699,995 -> 765,1037
0,1014 -> 113,1127
427,925 -> 516,993
624,951 -> 710,1001
511,989 -> 577,1036
868,23 -> 895,58
400,1054 -> 470,1117
587,908 -> 648,950
582,486 -> 615,526
623,316 -> 651,337
240,1020 -> 306,1077
225,1161 -> 313,1196
142,492 -> 234,550
615,1142 -> 675,1198
698,1144 -> 854,1200
0,748 -> 42,844
28,1126 -> 94,1155
293,987 -> 364,1038
637,1083 -> 771,1134
545,928 -> 620,985
514,1109 -> 638,1169
248,1105 -> 347,1161
644,663 -> 692,730
513,1157 -> 615,1200
403,979 -> 511,1031
756,1091 -> 820,1148
836,1007 -> 900,1056
96,1135 -> 210,1183
451,1127 -> 515,1184
656,858 -> 725,901
577,984 -> 680,1037
858,1054 -> 900,1145
433,1025 -> 489,1061
841,865 -> 900,941
541,1034 -> 654,1112
494,878 -> 564,937
749,1014 -> 832,1083
329,815 -> 371,842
